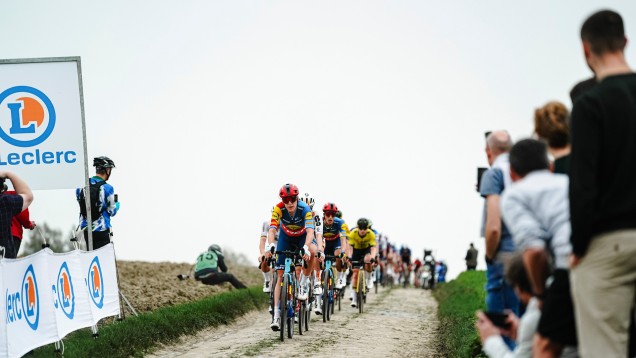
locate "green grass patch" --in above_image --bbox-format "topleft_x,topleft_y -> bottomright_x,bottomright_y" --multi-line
433,271 -> 487,358
30,287 -> 267,358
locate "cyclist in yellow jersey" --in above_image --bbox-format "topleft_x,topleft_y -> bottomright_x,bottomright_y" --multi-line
346,218 -> 377,306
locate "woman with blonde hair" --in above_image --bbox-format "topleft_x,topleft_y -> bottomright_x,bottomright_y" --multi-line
534,101 -> 571,174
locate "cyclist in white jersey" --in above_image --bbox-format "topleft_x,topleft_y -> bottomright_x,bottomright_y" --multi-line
299,193 -> 325,298
259,219 -> 279,292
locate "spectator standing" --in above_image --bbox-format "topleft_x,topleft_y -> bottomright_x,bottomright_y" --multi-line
75,156 -> 119,250
501,139 -> 577,356
533,101 -> 571,174
569,9 -> 636,358
479,130 -> 520,333
465,242 -> 478,270
5,190 -> 35,258
0,171 -> 34,258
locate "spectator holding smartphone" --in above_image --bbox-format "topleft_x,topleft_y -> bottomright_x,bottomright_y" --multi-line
0,171 -> 34,258
476,254 -> 538,358
479,130 -> 519,350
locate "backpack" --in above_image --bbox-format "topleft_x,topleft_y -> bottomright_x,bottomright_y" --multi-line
78,181 -> 107,220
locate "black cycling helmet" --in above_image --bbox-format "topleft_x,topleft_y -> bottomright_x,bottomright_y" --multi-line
335,210 -> 342,218
93,156 -> 116,169
357,218 -> 369,230
208,244 -> 222,254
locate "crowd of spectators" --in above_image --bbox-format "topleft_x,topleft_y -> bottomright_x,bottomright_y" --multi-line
475,9 -> 636,358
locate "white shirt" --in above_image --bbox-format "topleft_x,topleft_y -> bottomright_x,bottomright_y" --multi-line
500,170 -> 572,269
483,298 -> 540,358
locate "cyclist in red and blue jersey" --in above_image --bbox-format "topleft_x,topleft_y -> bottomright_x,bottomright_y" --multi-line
321,203 -> 349,290
265,183 -> 317,331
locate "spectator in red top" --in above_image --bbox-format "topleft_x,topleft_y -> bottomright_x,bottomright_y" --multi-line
6,190 -> 36,258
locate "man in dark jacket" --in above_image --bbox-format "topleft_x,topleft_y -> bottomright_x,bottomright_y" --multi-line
465,243 -> 478,270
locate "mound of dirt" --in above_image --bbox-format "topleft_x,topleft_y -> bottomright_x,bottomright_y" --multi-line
116,260 -> 262,313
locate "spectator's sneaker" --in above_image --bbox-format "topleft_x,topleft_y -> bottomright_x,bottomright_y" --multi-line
297,285 -> 308,300
336,276 -> 346,289
263,281 -> 271,293
313,284 -> 322,295
270,317 -> 280,331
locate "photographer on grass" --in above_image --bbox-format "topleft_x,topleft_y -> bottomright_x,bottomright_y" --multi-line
191,244 -> 247,289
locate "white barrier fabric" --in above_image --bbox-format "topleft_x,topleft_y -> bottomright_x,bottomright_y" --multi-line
0,244 -> 120,358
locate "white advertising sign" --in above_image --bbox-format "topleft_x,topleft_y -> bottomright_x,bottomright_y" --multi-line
0,245 -> 120,357
0,58 -> 86,190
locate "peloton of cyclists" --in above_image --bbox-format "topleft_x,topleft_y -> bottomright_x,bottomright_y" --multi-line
264,184 -> 318,331
345,218 -> 377,307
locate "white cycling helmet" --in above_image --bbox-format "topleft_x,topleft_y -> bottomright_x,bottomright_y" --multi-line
300,193 -> 315,209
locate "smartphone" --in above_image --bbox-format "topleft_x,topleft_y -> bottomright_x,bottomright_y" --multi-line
477,167 -> 488,192
485,311 -> 511,329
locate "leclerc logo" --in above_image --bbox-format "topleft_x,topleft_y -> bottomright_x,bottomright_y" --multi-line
53,262 -> 75,319
0,86 -> 56,148
87,257 -> 105,308
22,265 -> 40,330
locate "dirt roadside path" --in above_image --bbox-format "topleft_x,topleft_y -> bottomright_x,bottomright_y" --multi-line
147,286 -> 440,357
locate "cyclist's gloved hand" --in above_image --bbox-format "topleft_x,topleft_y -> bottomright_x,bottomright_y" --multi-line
317,251 -> 325,262
301,245 -> 310,260
115,202 -> 121,211
264,243 -> 275,257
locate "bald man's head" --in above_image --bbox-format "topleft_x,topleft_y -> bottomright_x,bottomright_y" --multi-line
485,130 -> 513,165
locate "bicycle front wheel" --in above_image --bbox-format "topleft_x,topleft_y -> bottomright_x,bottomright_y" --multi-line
358,271 -> 365,314
280,274 -> 288,342
322,269 -> 330,323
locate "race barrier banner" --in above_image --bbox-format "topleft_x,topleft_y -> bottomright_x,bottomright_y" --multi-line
0,244 -> 119,358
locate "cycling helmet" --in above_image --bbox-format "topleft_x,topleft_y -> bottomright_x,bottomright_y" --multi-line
208,244 -> 222,254
322,202 -> 338,213
300,193 -> 315,209
335,210 -> 342,218
357,218 -> 369,230
368,219 -> 374,228
93,156 -> 116,168
279,183 -> 299,198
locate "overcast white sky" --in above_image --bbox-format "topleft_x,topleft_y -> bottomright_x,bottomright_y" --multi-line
2,1 -> 635,280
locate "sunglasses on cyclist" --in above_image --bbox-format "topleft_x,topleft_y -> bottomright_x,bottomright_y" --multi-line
323,211 -> 336,217
282,196 -> 298,204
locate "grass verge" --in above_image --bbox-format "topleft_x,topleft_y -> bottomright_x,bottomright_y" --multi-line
30,286 -> 267,358
433,270 -> 487,358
